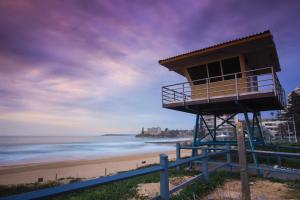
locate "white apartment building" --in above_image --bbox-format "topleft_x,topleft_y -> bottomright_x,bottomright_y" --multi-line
146,127 -> 162,136
261,120 -> 287,140
261,119 -> 298,142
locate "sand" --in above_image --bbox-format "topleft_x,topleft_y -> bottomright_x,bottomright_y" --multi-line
203,179 -> 291,200
137,176 -> 192,199
0,150 -> 191,185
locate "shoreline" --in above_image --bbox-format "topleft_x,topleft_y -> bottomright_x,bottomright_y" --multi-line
0,150 -> 191,185
0,148 -> 175,169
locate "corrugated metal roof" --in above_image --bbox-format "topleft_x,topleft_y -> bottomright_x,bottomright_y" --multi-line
159,30 -> 271,64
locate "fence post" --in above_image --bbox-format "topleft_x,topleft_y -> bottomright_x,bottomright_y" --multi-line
276,143 -> 281,166
160,154 -> 169,200
226,143 -> 232,172
202,148 -> 209,182
237,131 -> 251,200
176,143 -> 181,171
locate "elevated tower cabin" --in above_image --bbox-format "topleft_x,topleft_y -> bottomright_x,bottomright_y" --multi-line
159,31 -> 286,169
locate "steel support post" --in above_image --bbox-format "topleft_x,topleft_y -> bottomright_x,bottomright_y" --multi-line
190,114 -> 199,169
263,145 -> 270,165
226,143 -> 232,172
193,114 -> 200,152
200,114 -> 213,138
202,148 -> 209,182
213,115 -> 217,141
254,112 -> 265,144
276,143 -> 282,166
243,111 -> 261,175
252,113 -> 256,139
255,112 -> 270,164
176,143 -> 181,171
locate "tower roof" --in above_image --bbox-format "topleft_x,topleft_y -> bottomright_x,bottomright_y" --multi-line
159,30 -> 281,76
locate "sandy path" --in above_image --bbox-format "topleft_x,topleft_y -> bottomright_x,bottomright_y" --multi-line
0,150 -> 191,185
203,179 -> 291,200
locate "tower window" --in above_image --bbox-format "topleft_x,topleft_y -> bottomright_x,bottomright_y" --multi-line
208,61 -> 222,82
222,57 -> 241,80
187,65 -> 207,85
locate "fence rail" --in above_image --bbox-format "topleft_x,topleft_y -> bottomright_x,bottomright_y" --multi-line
0,149 -> 229,200
2,144 -> 300,200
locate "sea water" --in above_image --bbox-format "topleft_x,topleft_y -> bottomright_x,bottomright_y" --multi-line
0,135 -> 190,166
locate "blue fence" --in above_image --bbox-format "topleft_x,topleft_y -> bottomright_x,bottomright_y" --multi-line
1,144 -> 300,200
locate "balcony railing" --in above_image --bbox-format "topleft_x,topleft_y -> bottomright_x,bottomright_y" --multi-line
162,67 -> 286,107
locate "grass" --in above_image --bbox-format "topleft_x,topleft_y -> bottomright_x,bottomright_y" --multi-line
247,174 -> 300,200
2,168 -> 300,200
286,180 -> 300,199
170,171 -> 229,200
0,182 -> 61,198
50,166 -> 205,200
171,172 -> 300,200
0,164 -> 202,200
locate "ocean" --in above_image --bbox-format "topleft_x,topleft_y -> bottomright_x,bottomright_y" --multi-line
0,135 -> 191,166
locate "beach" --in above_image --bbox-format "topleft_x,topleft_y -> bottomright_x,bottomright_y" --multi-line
0,150 -> 191,185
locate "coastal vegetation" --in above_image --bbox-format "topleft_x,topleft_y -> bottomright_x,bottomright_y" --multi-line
1,143 -> 300,199
1,168 -> 300,199
0,168 -> 228,200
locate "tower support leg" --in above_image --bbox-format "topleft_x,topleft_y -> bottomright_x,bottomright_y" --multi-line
200,114 -> 213,139
213,115 -> 217,142
243,112 -> 261,175
254,112 -> 270,164
190,114 -> 199,169
254,112 -> 265,144
192,114 -> 200,156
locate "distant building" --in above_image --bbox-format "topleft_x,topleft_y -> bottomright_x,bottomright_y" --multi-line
277,86 -> 300,142
141,127 -> 145,135
146,127 -> 162,136
261,119 -> 288,141
287,86 -> 300,140
137,127 -> 193,137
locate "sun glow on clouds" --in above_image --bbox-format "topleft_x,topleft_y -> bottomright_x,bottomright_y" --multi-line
1,0 -> 300,135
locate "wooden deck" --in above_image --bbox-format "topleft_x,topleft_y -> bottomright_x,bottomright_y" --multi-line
163,91 -> 284,115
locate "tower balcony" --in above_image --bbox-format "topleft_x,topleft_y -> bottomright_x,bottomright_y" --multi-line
162,67 -> 286,114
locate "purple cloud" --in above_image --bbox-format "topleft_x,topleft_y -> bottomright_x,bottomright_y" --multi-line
0,0 -> 300,135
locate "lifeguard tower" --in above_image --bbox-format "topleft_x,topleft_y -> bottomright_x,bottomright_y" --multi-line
159,30 -> 286,167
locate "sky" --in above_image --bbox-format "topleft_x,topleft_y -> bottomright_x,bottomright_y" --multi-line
0,0 -> 300,136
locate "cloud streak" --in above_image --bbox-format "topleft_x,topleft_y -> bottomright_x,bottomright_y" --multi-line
0,0 -> 300,135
